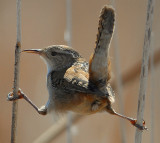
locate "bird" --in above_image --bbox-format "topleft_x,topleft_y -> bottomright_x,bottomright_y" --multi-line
8,5 -> 147,130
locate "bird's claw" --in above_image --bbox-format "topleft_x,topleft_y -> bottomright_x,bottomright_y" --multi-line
130,119 -> 148,130
7,88 -> 24,101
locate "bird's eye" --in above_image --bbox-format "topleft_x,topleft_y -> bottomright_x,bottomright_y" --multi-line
51,52 -> 57,56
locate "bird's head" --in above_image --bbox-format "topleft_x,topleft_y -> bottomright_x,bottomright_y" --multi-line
23,45 -> 80,72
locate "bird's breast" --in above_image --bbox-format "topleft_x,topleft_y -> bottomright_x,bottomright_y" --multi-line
47,90 -> 108,115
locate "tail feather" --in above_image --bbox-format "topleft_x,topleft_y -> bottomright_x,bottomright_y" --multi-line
89,5 -> 115,89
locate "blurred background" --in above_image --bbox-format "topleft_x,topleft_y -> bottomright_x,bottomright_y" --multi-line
0,0 -> 160,143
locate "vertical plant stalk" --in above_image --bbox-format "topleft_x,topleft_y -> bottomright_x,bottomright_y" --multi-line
11,0 -> 21,143
150,33 -> 155,143
135,0 -> 155,142
65,0 -> 72,143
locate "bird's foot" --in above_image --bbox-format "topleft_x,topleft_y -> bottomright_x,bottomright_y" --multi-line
7,88 -> 24,101
7,88 -> 47,116
106,106 -> 148,131
129,119 -> 148,130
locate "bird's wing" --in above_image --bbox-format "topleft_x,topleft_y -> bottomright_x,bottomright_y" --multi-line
62,58 -> 115,103
89,6 -> 115,89
61,59 -> 93,94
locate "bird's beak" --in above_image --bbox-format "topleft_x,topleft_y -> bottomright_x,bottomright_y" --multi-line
22,49 -> 43,55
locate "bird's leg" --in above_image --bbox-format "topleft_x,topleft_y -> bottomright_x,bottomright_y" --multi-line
7,89 -> 47,115
106,105 -> 148,130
